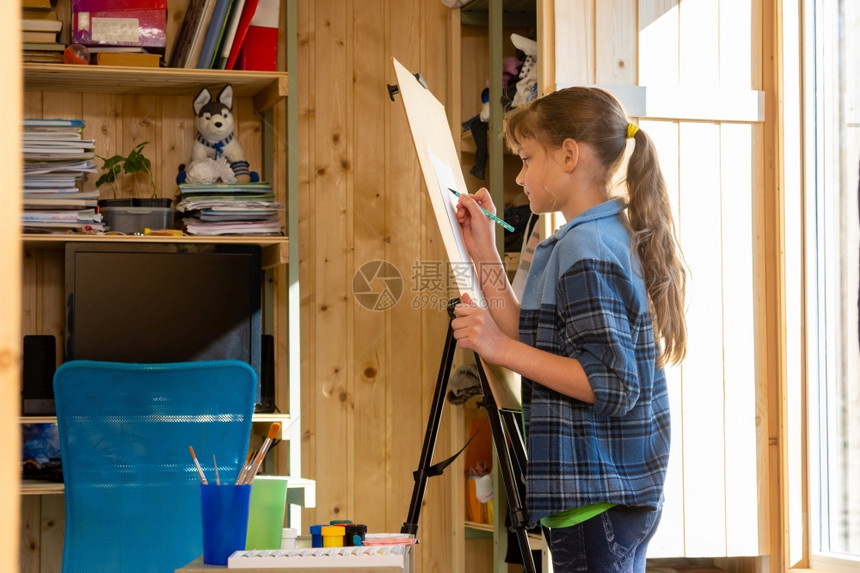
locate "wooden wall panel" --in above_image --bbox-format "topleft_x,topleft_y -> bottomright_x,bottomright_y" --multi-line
679,0 -> 719,88
642,119 -> 685,559
384,0 -> 423,539
720,123 -> 760,556
417,3 -> 457,570
20,250 -> 64,343
160,96 -> 195,198
638,0 -> 679,86
40,496 -> 65,570
234,97 -> 264,185
553,0 -> 594,85
720,1 -> 753,89
296,0 -> 317,535
297,1 -> 455,571
679,122 -> 727,556
1,0 -> 21,554
309,0 -> 352,528
20,497 -> 40,573
352,0 -> 389,533
82,94 -> 120,194
19,495 -> 65,573
595,0 -> 637,85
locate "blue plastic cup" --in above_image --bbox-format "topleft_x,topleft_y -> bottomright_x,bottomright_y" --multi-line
201,483 -> 252,565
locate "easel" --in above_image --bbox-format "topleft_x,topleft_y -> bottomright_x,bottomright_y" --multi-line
401,299 -> 537,573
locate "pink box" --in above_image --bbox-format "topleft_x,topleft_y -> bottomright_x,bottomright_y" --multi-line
71,0 -> 167,49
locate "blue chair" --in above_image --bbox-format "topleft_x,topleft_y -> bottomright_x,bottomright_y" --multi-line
53,360 -> 257,573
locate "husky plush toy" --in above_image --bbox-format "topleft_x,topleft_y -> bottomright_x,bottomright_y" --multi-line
179,84 -> 258,184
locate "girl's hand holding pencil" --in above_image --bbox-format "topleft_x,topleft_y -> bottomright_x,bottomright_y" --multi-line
452,188 -> 504,265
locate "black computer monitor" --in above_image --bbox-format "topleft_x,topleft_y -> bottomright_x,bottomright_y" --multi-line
64,242 -> 265,407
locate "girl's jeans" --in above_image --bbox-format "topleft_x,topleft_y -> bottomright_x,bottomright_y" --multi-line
547,505 -> 662,572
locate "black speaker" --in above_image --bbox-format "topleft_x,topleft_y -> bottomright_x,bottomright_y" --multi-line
22,335 -> 56,416
256,334 -> 275,413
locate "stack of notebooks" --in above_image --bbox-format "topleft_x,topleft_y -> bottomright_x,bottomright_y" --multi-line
176,182 -> 282,235
22,0 -> 65,63
169,0 -> 278,71
23,119 -> 102,233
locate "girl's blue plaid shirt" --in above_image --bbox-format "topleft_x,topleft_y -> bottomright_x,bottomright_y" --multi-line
519,198 -> 670,523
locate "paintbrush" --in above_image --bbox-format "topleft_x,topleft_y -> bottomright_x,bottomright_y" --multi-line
235,449 -> 256,485
242,422 -> 281,484
189,446 -> 208,485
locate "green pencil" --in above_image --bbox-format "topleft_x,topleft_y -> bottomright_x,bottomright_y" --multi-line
448,188 -> 515,232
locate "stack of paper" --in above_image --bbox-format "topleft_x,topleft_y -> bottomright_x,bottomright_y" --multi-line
23,119 -> 102,233
176,182 -> 282,235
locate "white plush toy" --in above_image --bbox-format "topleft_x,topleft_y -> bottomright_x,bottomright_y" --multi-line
510,33 -> 538,108
188,84 -> 252,183
184,157 -> 237,185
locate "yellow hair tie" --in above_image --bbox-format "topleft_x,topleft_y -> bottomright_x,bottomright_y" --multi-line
627,122 -> 639,139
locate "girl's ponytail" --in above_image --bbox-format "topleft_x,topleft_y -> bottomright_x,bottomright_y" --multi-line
626,128 -> 687,365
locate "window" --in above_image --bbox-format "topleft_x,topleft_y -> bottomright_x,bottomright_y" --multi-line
806,0 -> 860,566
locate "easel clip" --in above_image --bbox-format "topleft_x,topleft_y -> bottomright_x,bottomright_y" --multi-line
387,71 -> 429,101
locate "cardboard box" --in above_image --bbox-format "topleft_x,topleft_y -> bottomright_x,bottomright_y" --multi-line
71,0 -> 167,50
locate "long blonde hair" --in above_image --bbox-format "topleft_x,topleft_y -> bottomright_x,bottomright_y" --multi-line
503,87 -> 687,365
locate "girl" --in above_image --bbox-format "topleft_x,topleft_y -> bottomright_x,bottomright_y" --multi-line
452,87 -> 687,572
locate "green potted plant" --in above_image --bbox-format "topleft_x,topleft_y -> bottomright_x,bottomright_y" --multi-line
95,142 -> 174,233
96,141 -> 164,205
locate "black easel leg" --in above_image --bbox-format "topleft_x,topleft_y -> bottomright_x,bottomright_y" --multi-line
401,300 -> 537,573
401,302 -> 459,535
473,355 -> 537,573
501,409 -> 528,485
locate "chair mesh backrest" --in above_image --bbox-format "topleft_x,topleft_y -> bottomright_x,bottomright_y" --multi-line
54,360 -> 256,573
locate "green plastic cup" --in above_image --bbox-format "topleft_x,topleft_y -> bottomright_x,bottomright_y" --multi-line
244,476 -> 288,550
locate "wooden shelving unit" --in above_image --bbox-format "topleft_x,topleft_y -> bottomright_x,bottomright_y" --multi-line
19,18 -> 300,568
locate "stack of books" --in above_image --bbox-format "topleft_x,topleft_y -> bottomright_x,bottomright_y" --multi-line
22,1 -> 65,63
23,119 -> 102,233
169,0 -> 278,71
176,182 -> 282,235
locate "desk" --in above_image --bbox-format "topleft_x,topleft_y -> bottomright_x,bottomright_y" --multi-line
176,556 -> 403,572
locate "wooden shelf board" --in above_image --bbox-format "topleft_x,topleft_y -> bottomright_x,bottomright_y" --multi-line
20,416 -> 56,424
21,233 -> 287,246
460,130 -> 478,154
21,480 -> 64,495
464,520 -> 494,532
21,234 -> 289,267
23,65 -> 288,112
251,413 -> 292,440
460,0 -> 537,27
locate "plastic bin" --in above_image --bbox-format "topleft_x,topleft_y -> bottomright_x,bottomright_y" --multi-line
101,206 -> 173,234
